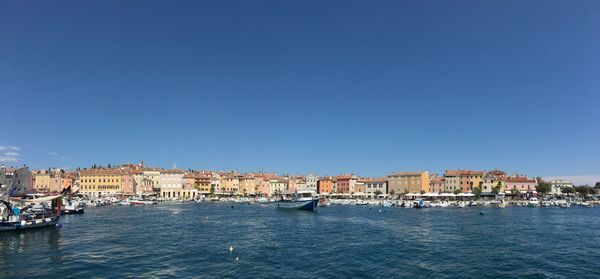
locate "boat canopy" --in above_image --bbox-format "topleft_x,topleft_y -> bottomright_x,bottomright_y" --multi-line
11,195 -> 62,204
296,190 -> 316,194
351,192 -> 374,196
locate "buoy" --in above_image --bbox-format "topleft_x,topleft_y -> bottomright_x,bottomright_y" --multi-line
231,205 -> 234,208
480,211 -> 484,215
378,209 -> 383,213
273,242 -> 279,249
229,245 -> 234,252
235,256 -> 239,262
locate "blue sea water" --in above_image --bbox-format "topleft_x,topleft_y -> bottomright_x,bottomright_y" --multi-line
1,203 -> 599,278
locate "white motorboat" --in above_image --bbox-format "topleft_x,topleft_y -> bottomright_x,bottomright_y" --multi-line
527,198 -> 540,207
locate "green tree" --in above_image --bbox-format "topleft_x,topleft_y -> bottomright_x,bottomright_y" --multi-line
389,189 -> 396,197
419,190 -> 425,195
510,189 -> 519,198
575,186 -> 592,196
210,185 -> 215,197
536,178 -> 552,195
491,186 -> 501,195
595,182 -> 600,189
472,186 -> 482,197
374,190 -> 382,196
562,187 -> 575,195
453,189 -> 461,195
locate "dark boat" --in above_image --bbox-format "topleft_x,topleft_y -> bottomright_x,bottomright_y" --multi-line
1,195 -> 62,231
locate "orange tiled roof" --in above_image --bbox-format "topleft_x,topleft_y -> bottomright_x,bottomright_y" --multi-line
388,171 -> 426,177
80,169 -> 123,175
161,169 -> 184,174
505,177 -> 536,183
444,170 -> 484,176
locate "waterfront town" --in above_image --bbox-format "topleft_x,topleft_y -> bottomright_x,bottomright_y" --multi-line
0,161 -> 596,202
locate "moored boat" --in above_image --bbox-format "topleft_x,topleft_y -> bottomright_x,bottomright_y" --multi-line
318,198 -> 330,207
1,195 -> 63,232
527,198 -> 540,207
257,197 -> 270,203
277,191 -> 319,211
61,200 -> 85,214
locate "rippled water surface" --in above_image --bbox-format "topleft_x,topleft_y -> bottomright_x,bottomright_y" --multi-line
1,203 -> 600,278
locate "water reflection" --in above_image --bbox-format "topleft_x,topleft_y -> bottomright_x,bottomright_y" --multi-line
0,227 -> 60,253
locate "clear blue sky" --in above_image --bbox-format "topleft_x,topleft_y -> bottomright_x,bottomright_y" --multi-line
1,1 -> 599,181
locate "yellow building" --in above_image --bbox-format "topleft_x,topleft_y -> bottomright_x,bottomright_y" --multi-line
33,170 -> 51,192
239,175 -> 259,196
386,171 -> 430,194
79,169 -> 123,197
221,174 -> 240,195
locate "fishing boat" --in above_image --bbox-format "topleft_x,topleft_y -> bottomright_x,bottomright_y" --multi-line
277,191 -> 319,211
0,195 -> 62,231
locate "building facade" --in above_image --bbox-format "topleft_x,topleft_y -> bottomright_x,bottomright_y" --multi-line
317,177 -> 334,194
550,179 -> 574,195
504,176 -> 537,192
387,171 -> 430,194
0,166 -> 33,194
429,176 -> 444,193
79,169 -> 123,197
333,174 -> 358,194
481,170 -> 507,193
364,178 -> 387,195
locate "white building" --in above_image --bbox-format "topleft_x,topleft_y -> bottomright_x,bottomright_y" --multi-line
365,179 -> 387,195
159,170 -> 184,189
159,170 -> 185,199
211,173 -> 222,194
303,174 -> 319,192
269,178 -> 287,195
550,179 -> 574,195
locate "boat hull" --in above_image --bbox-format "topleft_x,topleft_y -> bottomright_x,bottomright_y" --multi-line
277,199 -> 319,211
61,208 -> 85,215
0,216 -> 60,232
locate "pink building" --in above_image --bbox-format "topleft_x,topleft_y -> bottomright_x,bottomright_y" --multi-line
333,174 -> 357,194
122,172 -> 135,194
504,176 -> 537,192
430,176 -> 445,193
256,175 -> 270,196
